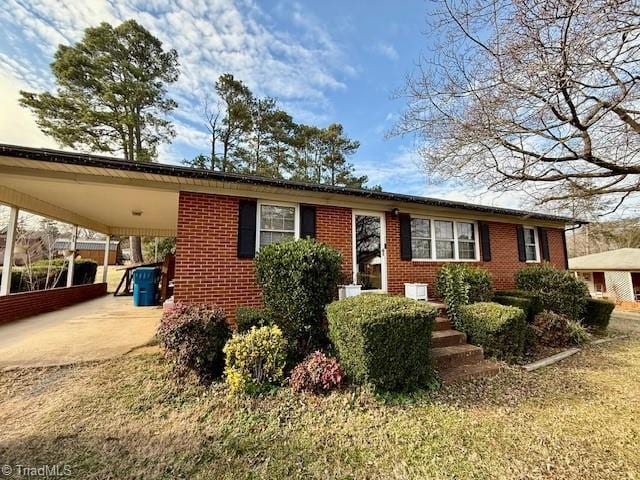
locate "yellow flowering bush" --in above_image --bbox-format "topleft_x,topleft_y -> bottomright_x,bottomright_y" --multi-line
223,325 -> 287,396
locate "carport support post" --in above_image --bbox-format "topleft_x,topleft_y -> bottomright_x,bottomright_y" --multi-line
0,206 -> 19,296
66,225 -> 77,288
102,235 -> 110,284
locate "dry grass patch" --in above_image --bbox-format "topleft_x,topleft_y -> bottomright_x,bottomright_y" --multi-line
1,340 -> 639,479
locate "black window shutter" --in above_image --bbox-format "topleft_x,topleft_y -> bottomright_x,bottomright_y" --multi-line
237,200 -> 257,258
300,205 -> 316,239
538,227 -> 550,261
399,213 -> 412,260
516,225 -> 526,262
479,221 -> 492,261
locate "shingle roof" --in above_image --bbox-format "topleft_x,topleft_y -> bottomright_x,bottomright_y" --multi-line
0,143 -> 580,224
568,248 -> 640,271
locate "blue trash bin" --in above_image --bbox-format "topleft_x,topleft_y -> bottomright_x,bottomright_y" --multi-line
133,267 -> 158,306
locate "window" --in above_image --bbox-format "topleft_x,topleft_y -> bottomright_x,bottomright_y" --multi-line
410,217 -> 478,261
523,227 -> 538,261
411,218 -> 431,259
457,222 -> 476,260
434,220 -> 455,259
258,203 -> 297,248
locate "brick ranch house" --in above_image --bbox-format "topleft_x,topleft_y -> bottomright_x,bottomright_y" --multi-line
0,144 -> 576,324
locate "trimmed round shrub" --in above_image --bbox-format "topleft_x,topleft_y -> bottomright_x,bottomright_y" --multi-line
290,351 -> 344,394
531,311 -> 572,347
435,264 -> 493,326
327,295 -> 437,391
583,298 -> 615,333
223,325 -> 288,396
515,264 -> 589,320
255,239 -> 342,357
235,306 -> 273,333
458,302 -> 527,361
157,303 -> 231,382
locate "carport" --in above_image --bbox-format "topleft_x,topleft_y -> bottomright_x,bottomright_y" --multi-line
0,144 -> 182,321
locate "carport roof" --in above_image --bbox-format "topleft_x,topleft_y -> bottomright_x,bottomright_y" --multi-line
0,143 -> 579,236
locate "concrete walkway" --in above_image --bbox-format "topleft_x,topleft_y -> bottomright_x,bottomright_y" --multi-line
0,295 -> 162,370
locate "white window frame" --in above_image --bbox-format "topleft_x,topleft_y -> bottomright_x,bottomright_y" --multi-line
523,226 -> 540,263
255,200 -> 299,252
410,216 -> 480,262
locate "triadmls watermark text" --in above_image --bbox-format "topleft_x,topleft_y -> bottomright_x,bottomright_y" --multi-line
2,464 -> 72,477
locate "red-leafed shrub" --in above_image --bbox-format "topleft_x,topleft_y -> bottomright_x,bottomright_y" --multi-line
157,302 -> 231,383
290,351 -> 344,394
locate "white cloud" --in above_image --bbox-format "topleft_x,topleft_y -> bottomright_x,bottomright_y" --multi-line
0,0 -> 350,163
0,70 -> 57,148
372,42 -> 399,61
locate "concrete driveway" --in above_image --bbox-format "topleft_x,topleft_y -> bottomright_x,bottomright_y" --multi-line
0,295 -> 162,370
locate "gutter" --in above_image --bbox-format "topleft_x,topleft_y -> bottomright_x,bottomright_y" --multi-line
0,143 -> 580,224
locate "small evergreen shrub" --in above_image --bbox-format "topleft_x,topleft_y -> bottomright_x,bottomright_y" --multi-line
494,289 -> 544,320
327,295 -> 437,391
435,264 -> 469,326
531,311 -> 572,347
583,298 -> 615,333
255,239 -> 342,358
515,264 -> 589,320
458,302 -> 527,361
289,351 -> 344,394
567,319 -> 591,346
493,295 -> 536,322
466,267 -> 494,303
223,326 -> 288,396
235,306 -> 273,333
157,303 -> 231,382
435,264 -> 493,326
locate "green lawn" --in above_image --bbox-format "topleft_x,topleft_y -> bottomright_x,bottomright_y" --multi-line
95,265 -> 126,292
1,340 -> 639,479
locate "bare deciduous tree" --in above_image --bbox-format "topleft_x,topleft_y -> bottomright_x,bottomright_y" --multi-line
395,0 -> 640,213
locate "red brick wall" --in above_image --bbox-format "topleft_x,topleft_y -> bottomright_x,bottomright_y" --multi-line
0,283 -> 107,325
174,191 -> 567,318
174,192 -> 355,322
173,192 -> 262,317
385,213 -> 567,295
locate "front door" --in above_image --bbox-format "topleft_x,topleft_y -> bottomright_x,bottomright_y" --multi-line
352,211 -> 387,292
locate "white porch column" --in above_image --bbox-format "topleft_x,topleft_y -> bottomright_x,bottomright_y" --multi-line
0,206 -> 19,296
102,235 -> 110,284
66,225 -> 78,288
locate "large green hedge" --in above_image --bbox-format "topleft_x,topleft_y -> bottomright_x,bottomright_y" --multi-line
327,294 -> 437,391
0,258 -> 98,292
255,239 -> 342,358
514,263 -> 589,321
458,302 -> 527,361
583,298 -> 615,333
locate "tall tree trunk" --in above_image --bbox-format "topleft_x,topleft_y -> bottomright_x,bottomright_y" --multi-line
126,122 -> 145,264
129,235 -> 144,264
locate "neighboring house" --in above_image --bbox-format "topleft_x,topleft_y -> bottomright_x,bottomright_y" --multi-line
570,248 -> 640,302
53,239 -> 122,265
0,145 -> 575,321
0,226 -> 45,266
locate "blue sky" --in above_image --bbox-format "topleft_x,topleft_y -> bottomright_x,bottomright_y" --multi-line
0,0 -> 523,207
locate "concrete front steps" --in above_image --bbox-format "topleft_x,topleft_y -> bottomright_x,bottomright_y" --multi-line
431,313 -> 501,384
